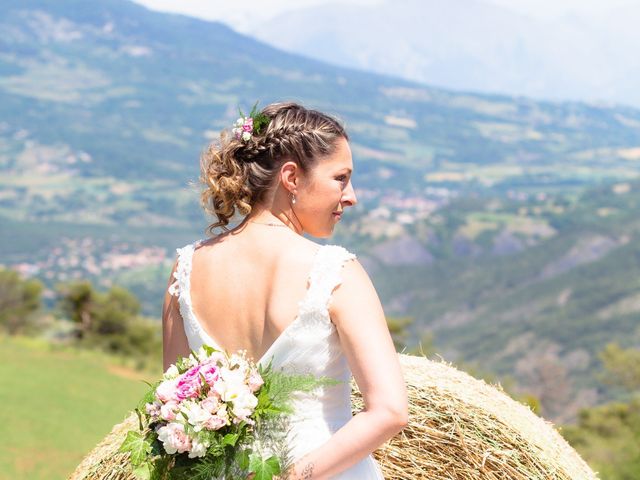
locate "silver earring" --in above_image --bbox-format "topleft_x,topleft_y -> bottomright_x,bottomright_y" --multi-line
291,192 -> 296,205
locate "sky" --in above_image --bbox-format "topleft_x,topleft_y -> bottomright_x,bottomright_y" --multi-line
132,0 -> 639,30
487,0 -> 637,19
129,0 -> 640,107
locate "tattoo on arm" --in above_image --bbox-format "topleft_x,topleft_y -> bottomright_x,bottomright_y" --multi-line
300,462 -> 314,479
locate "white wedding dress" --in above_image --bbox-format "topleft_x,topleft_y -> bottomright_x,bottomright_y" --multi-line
168,238 -> 385,479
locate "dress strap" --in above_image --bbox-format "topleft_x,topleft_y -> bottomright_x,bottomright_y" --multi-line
302,245 -> 357,316
167,238 -> 206,298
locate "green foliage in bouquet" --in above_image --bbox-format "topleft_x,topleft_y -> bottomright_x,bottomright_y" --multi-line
119,345 -> 339,480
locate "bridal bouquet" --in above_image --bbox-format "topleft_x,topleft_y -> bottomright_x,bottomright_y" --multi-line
120,345 -> 335,480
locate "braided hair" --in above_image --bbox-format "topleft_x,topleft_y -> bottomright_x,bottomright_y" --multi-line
199,102 -> 348,235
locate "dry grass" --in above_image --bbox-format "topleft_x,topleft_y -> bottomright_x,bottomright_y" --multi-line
69,354 -> 597,480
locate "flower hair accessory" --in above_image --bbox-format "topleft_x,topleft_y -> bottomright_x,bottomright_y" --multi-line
232,102 -> 270,142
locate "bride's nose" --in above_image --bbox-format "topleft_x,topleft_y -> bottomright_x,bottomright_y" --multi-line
342,180 -> 358,207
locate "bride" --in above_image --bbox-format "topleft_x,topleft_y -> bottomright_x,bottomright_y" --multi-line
161,102 -> 408,479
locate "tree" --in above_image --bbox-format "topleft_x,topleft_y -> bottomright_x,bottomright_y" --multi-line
56,280 -> 97,339
56,280 -> 160,369
512,346 -> 576,421
386,315 -> 437,357
599,342 -> 640,392
407,331 -> 436,357
386,315 -> 415,351
93,286 -> 141,337
0,268 -> 43,335
563,397 -> 640,479
562,343 -> 640,479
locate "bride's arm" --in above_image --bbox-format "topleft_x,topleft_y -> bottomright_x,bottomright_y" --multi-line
161,259 -> 191,372
285,258 -> 408,479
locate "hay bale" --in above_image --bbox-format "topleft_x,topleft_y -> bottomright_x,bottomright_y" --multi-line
70,354 -> 597,480
354,355 -> 597,479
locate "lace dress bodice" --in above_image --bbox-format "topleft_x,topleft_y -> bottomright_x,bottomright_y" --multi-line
168,239 -> 384,479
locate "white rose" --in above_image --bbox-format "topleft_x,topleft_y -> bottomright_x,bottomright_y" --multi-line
186,353 -> 199,368
231,389 -> 258,423
229,353 -> 248,368
155,378 -> 178,402
163,364 -> 179,380
195,346 -> 210,363
181,401 -> 212,432
202,351 -> 226,367
221,365 -> 246,382
188,436 -> 209,458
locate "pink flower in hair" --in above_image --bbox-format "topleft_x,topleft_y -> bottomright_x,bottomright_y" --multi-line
231,103 -> 270,142
242,117 -> 253,132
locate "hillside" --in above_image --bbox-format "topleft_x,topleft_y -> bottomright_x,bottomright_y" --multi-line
1,0 -> 640,422
355,177 -> 640,422
2,0 -> 640,296
2,0 -> 640,227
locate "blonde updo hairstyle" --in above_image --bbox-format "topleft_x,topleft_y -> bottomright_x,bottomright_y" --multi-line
199,102 -> 348,235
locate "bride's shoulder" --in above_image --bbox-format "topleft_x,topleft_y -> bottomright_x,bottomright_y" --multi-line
321,243 -> 357,259
313,242 -> 357,266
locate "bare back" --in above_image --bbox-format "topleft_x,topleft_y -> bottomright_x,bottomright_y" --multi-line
187,228 -> 321,363
161,227 -> 406,478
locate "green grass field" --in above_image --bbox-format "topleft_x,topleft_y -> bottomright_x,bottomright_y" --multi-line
0,335 -> 158,480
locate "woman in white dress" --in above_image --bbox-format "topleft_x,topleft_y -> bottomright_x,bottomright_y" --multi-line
162,102 -> 408,479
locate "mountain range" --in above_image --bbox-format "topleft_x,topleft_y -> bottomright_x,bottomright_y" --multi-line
246,0 -> 640,108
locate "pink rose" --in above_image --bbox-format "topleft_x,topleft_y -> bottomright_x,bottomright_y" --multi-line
242,118 -> 253,132
160,400 -> 179,421
248,370 -> 264,392
157,422 -> 192,454
176,380 -> 200,400
156,378 -> 178,403
183,364 -> 202,381
205,414 -> 227,430
201,363 -> 220,386
201,396 -> 220,414
176,365 -> 203,400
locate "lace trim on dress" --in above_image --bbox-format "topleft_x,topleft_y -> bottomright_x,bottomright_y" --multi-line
167,238 -> 206,298
167,238 -> 211,345
300,245 -> 357,317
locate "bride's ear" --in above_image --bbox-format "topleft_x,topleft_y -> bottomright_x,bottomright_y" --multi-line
279,160 -> 302,193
